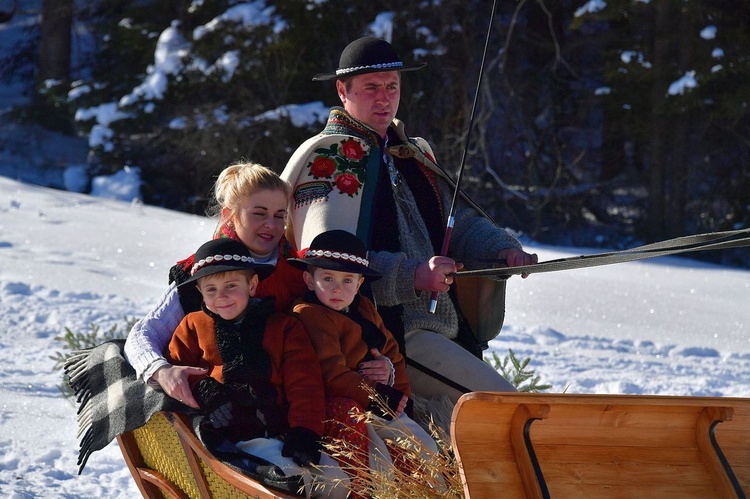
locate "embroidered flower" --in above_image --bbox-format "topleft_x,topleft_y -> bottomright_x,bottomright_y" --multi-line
335,173 -> 361,196
309,156 -> 336,178
305,137 -> 370,197
341,139 -> 365,161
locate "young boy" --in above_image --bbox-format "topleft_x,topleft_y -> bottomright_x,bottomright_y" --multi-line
289,230 -> 438,484
165,237 -> 349,498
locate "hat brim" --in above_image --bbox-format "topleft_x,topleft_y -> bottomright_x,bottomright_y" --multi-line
178,263 -> 275,287
312,62 -> 426,81
287,257 -> 382,281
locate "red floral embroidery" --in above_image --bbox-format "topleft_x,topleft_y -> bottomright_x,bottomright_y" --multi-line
335,173 -> 361,196
305,138 -> 369,197
309,156 -> 336,178
341,139 -> 365,160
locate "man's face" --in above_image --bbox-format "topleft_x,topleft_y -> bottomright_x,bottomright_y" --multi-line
337,71 -> 400,138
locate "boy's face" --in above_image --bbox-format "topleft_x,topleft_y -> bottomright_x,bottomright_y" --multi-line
304,268 -> 364,312
197,270 -> 258,320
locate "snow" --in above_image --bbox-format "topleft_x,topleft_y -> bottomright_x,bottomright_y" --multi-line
0,174 -> 748,497
667,70 -> 698,95
1,4 -> 749,496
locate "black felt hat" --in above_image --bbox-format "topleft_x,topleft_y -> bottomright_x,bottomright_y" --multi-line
287,230 -> 382,281
180,238 -> 275,286
312,36 -> 426,81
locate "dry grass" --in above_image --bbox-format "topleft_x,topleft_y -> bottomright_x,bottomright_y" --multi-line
315,385 -> 465,498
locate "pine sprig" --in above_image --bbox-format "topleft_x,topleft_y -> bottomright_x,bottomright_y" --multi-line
488,349 -> 552,392
50,318 -> 136,397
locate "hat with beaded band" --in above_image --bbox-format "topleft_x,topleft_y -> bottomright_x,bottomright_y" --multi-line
312,36 -> 426,81
287,230 -> 382,281
179,238 -> 275,287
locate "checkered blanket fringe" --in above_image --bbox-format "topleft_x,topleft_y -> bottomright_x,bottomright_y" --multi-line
64,339 -> 185,474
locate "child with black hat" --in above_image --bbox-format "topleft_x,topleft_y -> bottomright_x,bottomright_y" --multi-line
165,237 -> 349,498
289,230 -> 438,490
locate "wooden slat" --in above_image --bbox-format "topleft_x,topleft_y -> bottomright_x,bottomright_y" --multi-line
540,461 -> 715,486
137,469 -> 189,499
541,482 -> 722,499
451,392 -> 750,499
533,444 -> 704,465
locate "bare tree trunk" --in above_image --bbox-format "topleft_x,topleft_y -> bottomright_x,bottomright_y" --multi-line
647,0 -> 673,240
665,5 -> 693,238
39,0 -> 73,83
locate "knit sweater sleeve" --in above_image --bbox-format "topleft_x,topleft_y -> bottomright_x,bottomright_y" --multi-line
444,184 -> 522,269
409,135 -> 522,268
367,250 -> 421,307
123,282 -> 186,381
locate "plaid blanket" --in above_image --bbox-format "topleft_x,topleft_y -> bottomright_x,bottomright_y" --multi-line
64,339 -> 186,474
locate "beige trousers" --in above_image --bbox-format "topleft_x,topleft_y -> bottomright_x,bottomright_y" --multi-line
404,328 -> 517,404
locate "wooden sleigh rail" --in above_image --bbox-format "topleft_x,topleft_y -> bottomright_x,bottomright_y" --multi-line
117,411 -> 297,499
451,392 -> 750,499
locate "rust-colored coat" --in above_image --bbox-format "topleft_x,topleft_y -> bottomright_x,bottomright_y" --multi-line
166,310 -> 326,436
293,296 -> 410,409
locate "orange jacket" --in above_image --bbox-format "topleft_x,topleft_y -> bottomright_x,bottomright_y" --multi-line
293,296 -> 410,408
167,309 -> 326,436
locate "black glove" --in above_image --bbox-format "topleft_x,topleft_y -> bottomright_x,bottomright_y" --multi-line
193,377 -> 233,428
207,401 -> 233,428
281,427 -> 322,467
367,383 -> 406,420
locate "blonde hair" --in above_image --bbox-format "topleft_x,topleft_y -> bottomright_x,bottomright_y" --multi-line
208,161 -> 291,223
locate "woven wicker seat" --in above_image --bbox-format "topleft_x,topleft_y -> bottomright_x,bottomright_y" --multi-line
117,412 -> 298,498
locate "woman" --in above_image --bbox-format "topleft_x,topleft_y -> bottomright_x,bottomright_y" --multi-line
124,162 -> 307,408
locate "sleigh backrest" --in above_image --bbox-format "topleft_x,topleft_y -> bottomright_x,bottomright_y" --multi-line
116,411 -> 297,499
451,392 -> 750,499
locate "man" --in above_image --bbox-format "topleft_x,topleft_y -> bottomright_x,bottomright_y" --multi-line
282,37 -> 538,408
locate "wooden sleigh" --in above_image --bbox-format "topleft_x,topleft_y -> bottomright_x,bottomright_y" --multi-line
451,392 -> 750,499
118,392 -> 749,499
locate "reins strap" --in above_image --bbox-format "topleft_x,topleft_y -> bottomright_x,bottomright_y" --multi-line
406,357 -> 472,394
457,228 -> 750,278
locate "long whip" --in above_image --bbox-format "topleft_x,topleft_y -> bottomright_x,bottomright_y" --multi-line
429,0 -> 500,313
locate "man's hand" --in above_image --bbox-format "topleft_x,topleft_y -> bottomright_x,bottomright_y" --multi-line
151,364 -> 207,409
414,256 -> 464,292
497,247 -> 538,278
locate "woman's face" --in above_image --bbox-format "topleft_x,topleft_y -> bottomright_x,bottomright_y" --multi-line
224,189 -> 288,255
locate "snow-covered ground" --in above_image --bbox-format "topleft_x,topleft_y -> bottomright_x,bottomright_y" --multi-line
0,176 -> 748,497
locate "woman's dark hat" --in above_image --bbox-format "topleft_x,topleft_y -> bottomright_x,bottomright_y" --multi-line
312,37 -> 426,81
287,230 -> 382,281
180,238 -> 275,287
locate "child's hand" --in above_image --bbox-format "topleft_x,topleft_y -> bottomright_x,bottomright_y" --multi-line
396,394 -> 408,415
358,348 -> 393,385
